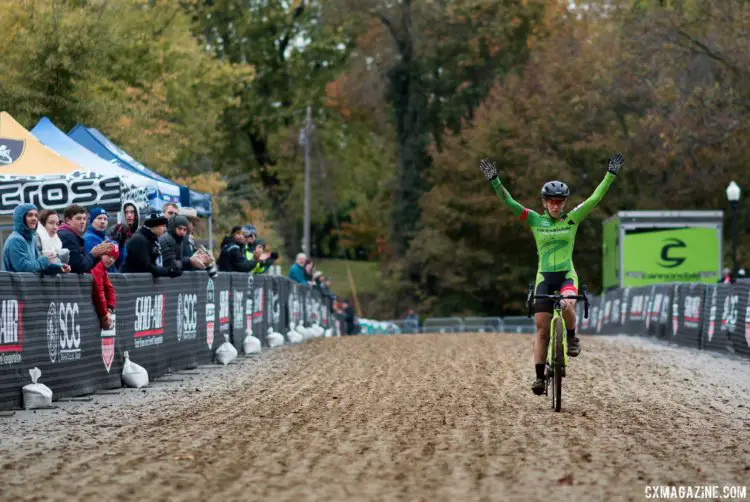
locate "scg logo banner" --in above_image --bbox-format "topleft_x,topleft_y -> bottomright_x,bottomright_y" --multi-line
47,302 -> 81,363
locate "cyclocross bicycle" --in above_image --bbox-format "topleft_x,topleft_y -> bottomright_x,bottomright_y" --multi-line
527,284 -> 590,412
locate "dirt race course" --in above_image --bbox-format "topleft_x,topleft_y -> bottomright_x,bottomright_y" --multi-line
1,333 -> 749,502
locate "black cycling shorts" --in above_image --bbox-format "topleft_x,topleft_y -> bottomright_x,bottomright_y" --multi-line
533,271 -> 578,314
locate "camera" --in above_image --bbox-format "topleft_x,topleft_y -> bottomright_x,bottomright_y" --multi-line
198,245 -> 219,278
57,248 -> 70,264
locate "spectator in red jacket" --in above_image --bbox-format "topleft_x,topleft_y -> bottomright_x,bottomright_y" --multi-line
92,243 -> 119,330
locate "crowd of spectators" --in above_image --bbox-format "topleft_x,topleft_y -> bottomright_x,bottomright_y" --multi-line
2,200 -> 355,333
1,201 -> 267,329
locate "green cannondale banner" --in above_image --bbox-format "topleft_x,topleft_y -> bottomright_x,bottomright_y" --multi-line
622,227 -> 720,287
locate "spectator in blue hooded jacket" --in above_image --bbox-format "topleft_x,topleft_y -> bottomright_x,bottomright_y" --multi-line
84,207 -> 115,272
3,204 -> 69,274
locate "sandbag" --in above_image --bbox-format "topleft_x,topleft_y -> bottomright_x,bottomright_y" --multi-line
22,367 -> 53,410
216,334 -> 238,365
122,351 -> 149,389
243,331 -> 262,354
267,327 -> 284,348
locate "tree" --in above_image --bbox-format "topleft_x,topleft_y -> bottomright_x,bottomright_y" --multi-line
331,0 -> 547,258
185,0 -> 354,257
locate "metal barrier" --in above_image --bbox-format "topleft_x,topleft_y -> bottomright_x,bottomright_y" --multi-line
422,317 -> 464,333
408,316 -> 533,334
501,316 -> 535,334
462,316 -> 504,333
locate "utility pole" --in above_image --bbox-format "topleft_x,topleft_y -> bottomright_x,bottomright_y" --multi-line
302,106 -> 312,257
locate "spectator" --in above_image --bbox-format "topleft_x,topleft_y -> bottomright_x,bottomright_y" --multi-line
58,205 -> 111,274
404,308 -> 420,334
719,267 -> 732,284
84,207 -> 114,272
159,215 -> 189,274
36,210 -> 68,264
288,253 -> 307,284
218,226 -> 253,272
242,225 -> 257,262
107,201 -> 139,270
92,244 -> 118,330
121,209 -> 178,277
304,259 -> 315,286
343,299 -> 359,335
180,208 -> 214,272
249,239 -> 278,275
3,204 -> 69,274
314,272 -> 334,301
163,202 -> 179,220
324,277 -> 336,302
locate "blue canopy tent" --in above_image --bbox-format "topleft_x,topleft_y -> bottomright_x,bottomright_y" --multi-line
31,117 -> 171,209
67,125 -> 212,216
68,124 -> 214,250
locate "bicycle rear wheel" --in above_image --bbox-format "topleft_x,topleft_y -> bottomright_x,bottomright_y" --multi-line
551,317 -> 564,412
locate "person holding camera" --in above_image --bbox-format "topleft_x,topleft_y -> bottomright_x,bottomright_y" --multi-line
249,239 -> 279,275
178,207 -> 216,274
218,226 -> 254,273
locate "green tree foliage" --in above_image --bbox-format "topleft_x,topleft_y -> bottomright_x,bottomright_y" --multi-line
0,0 -> 248,176
185,0 -> 356,257
332,0 -> 547,258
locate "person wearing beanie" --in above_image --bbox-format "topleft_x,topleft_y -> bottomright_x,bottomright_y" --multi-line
159,215 -> 189,274
217,225 -> 253,272
91,243 -> 119,329
3,203 -> 69,274
121,208 -> 177,277
242,224 -> 257,262
58,204 -> 112,273
84,207 -> 114,272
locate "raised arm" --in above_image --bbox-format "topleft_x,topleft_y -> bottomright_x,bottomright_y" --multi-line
480,159 -> 540,224
568,153 -> 623,223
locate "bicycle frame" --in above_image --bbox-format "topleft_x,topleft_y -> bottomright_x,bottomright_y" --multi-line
526,285 -> 589,411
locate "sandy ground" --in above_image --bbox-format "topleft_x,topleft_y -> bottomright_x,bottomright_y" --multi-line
0,333 -> 748,502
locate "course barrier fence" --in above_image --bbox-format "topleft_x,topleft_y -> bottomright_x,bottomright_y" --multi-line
406,283 -> 749,360
0,272 -> 336,410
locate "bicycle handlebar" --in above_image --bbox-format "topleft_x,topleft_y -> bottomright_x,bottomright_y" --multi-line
526,283 -> 590,320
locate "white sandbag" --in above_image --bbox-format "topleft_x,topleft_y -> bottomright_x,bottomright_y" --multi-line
287,323 -> 302,343
296,324 -> 311,340
215,334 -> 238,365
267,327 -> 285,348
22,367 -> 53,410
243,330 -> 262,354
324,327 -> 333,338
122,351 -> 149,389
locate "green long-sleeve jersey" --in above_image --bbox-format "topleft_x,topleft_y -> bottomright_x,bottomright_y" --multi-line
491,173 -> 615,273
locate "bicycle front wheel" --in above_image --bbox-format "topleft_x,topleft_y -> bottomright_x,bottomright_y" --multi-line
552,316 -> 564,412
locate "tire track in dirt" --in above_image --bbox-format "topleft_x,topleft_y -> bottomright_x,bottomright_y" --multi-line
1,334 -> 748,502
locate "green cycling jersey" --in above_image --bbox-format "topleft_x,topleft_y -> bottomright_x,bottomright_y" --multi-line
491,173 -> 615,274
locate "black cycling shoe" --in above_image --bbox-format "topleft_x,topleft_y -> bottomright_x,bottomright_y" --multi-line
567,336 -> 581,357
532,378 -> 545,395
